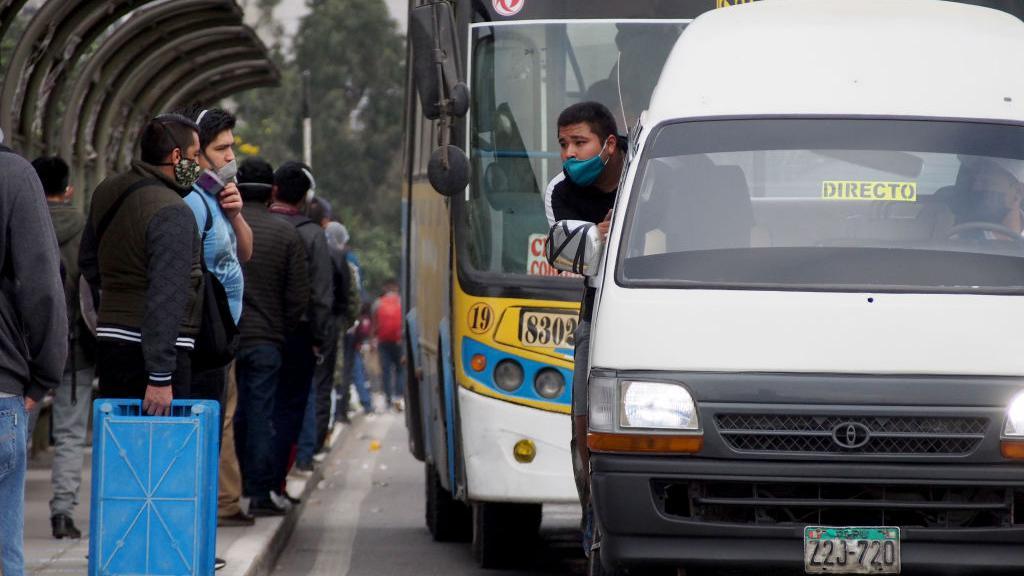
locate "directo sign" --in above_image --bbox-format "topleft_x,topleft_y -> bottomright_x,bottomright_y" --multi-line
493,0 -> 524,17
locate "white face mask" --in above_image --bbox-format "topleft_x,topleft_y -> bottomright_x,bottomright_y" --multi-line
216,159 -> 238,183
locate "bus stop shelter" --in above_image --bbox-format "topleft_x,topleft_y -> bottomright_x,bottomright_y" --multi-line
0,0 -> 279,202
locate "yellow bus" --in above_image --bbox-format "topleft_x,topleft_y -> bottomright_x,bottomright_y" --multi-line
400,0 -> 707,567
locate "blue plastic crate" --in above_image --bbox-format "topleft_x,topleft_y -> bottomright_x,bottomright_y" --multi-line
89,399 -> 220,576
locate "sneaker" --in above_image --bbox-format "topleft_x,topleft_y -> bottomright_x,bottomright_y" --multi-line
312,451 -> 327,464
217,510 -> 255,527
271,490 -> 301,507
215,557 -> 227,571
248,495 -> 290,517
293,462 -> 314,477
51,514 -> 82,539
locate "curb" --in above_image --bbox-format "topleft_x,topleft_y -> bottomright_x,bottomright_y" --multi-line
231,415 -> 360,576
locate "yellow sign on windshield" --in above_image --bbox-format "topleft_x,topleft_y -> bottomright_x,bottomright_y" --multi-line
822,181 -> 917,203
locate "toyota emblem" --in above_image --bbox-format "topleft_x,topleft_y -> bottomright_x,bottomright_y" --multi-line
832,422 -> 871,449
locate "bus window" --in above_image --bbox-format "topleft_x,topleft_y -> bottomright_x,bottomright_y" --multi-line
465,21 -> 684,277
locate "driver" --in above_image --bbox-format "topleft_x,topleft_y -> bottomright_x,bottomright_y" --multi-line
955,158 -> 1024,239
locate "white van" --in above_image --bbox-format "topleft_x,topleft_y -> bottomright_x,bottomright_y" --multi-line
551,0 -> 1024,574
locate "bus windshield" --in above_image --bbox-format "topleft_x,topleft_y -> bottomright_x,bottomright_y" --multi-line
619,118 -> 1024,292
464,20 -> 685,277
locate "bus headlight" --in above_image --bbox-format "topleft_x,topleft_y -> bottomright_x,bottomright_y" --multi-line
620,381 -> 698,431
1004,391 -> 1024,436
493,359 -> 524,392
534,369 -> 565,399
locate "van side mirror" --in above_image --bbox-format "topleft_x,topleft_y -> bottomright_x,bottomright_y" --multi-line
410,2 -> 468,120
546,220 -> 604,277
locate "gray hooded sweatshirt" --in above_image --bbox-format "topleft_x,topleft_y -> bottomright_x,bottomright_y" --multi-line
0,146 -> 68,400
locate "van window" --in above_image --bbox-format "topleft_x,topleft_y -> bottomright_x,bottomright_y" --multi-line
620,118 -> 1024,292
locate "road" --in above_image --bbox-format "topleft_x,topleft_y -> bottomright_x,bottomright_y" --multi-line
271,411 -> 588,576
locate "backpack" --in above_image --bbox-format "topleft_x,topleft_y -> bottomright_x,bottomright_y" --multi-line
191,195 -> 240,371
374,293 -> 402,343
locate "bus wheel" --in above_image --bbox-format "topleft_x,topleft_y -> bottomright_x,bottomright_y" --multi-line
472,501 -> 542,568
425,463 -> 471,542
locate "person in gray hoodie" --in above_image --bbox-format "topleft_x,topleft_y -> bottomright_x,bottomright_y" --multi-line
0,141 -> 68,576
31,156 -> 96,540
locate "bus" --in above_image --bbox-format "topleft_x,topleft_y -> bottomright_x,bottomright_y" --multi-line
399,0 -> 1024,568
400,0 -> 716,567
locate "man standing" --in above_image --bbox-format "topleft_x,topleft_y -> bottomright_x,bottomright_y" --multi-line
269,162 -> 333,493
234,158 -> 310,515
0,138 -> 68,575
544,101 -> 626,557
179,107 -> 253,531
79,113 -> 203,413
31,156 -> 96,539
372,279 -> 404,411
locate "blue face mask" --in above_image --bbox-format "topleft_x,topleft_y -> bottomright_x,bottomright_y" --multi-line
563,139 -> 611,187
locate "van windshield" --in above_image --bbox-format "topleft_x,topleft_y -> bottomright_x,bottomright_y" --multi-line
619,119 -> 1024,292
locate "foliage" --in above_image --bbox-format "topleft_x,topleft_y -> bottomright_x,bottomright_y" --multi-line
232,0 -> 406,299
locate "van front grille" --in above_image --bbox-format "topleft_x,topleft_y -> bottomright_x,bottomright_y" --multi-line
715,414 -> 987,456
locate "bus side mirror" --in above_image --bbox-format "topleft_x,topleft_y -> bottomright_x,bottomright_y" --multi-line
546,220 -> 604,277
410,2 -> 468,120
428,145 -> 470,197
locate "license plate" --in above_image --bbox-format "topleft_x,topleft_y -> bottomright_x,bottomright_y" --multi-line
519,310 -> 577,348
804,527 -> 900,574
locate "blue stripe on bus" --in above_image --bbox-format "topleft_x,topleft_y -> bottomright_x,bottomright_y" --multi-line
440,321 -> 458,493
461,337 -> 573,406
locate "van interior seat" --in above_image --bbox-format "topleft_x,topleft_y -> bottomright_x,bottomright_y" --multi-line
665,164 -> 754,252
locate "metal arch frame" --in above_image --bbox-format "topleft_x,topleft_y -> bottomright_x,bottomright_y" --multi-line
114,72 -> 278,172
161,63 -> 280,113
189,76 -> 280,109
90,27 -> 257,180
1,0 -> 155,155
73,19 -> 247,176
115,59 -> 276,171
0,0 -> 30,50
58,0 -> 242,167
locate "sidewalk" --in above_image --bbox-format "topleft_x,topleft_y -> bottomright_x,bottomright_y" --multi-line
23,422 -> 350,576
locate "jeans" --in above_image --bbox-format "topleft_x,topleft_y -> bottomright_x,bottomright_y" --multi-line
51,367 -> 94,518
274,328 -> 315,489
340,333 -> 372,414
0,395 -> 27,576
234,345 -> 281,499
296,378 -> 319,468
378,341 -> 404,404
299,317 -> 340,465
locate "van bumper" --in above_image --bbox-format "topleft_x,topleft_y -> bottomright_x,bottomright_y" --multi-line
590,455 -> 1024,572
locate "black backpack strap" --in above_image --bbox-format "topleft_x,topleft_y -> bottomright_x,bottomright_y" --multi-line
95,178 -> 161,244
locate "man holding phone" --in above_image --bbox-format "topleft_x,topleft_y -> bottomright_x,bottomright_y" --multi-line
181,108 -> 254,538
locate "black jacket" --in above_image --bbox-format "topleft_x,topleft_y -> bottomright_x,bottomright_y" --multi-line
270,205 -> 334,347
238,204 -> 310,347
0,146 -> 68,400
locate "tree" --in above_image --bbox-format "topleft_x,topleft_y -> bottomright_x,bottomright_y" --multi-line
233,0 -> 406,297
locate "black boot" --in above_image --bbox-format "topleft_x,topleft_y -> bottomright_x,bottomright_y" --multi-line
51,514 -> 82,539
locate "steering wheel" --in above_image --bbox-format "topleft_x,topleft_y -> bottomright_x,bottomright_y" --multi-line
946,221 -> 1024,244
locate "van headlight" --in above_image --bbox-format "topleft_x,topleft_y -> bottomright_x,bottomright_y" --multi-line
588,377 -> 698,432
621,381 -> 698,430
1005,391 -> 1024,436
587,375 -> 703,454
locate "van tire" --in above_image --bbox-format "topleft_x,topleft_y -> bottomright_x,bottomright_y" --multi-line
425,463 -> 471,542
472,501 -> 542,568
